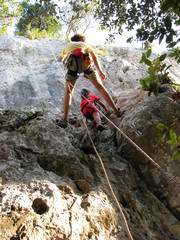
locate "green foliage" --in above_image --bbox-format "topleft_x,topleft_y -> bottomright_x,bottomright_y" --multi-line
15,0 -> 62,38
61,0 -> 98,38
42,102 -> 48,114
168,47 -> 180,63
95,0 -> 179,62
139,48 -> 172,96
16,123 -> 29,134
156,120 -> 180,160
27,27 -> 62,40
0,0 -> 23,35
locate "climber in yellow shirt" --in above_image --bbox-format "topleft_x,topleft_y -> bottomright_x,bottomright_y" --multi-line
57,33 -> 123,128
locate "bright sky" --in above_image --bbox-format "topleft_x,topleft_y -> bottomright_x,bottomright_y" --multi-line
7,23 -> 167,54
6,0 -> 168,54
84,27 -> 167,54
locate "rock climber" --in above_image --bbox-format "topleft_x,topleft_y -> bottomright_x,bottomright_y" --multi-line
57,33 -> 123,128
81,88 -> 107,132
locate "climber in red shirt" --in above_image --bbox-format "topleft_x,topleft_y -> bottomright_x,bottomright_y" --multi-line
81,88 -> 107,131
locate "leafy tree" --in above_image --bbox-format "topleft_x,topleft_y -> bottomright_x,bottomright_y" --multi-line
95,0 -> 180,94
60,0 -> 98,39
0,0 -> 23,35
95,0 -> 180,69
95,0 -> 180,160
15,0 -> 62,38
95,0 -> 179,49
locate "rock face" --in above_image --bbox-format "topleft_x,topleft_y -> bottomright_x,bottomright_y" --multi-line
0,35 -> 180,240
117,92 -> 180,218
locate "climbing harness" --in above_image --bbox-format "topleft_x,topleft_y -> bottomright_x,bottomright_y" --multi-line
65,49 -> 93,77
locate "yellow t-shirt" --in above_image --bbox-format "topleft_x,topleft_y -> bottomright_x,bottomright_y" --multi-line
61,41 -> 93,59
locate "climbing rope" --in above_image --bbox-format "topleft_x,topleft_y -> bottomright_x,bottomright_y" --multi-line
71,81 -> 180,190
68,83 -> 134,240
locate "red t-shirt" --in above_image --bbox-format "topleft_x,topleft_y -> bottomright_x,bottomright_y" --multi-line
81,94 -> 100,119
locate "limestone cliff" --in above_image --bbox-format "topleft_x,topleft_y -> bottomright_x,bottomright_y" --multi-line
0,35 -> 180,240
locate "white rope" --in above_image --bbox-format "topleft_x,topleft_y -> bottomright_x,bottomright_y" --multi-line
68,83 -> 134,240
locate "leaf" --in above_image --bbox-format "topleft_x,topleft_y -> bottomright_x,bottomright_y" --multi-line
140,79 -> 145,87
146,49 -> 152,58
167,140 -> 175,144
149,36 -> 154,43
170,143 -> 179,150
161,0 -> 172,12
169,129 -> 177,141
171,118 -> 178,127
159,54 -> 166,61
160,27 -> 166,34
169,52 -> 176,57
165,65 -> 172,71
161,63 -> 166,70
166,34 -> 173,44
142,52 -> 146,61
156,123 -> 167,131
159,34 -> 164,44
164,16 -> 172,30
144,58 -> 151,66
172,150 -> 180,160
167,42 -> 177,48
148,66 -> 155,76
127,37 -> 133,43
140,78 -> 148,89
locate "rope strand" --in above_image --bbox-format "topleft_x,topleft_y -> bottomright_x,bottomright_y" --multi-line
68,83 -> 134,240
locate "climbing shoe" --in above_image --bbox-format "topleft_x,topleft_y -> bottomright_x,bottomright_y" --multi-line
56,119 -> 68,128
116,108 -> 126,117
97,124 -> 106,132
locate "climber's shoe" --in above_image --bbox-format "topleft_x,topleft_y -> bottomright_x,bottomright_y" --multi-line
56,119 -> 68,128
97,124 -> 106,132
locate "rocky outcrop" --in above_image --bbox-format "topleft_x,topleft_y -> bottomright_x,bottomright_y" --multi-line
0,35 -> 180,239
1,109 -> 180,240
117,91 -> 180,218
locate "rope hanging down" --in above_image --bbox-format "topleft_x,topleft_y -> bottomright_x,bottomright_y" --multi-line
68,84 -> 134,240
75,83 -> 180,190
47,39 -> 180,190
